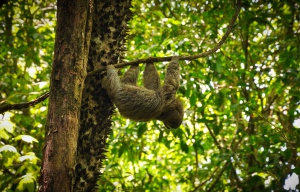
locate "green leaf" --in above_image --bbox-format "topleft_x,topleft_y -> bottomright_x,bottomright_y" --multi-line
189,92 -> 197,107
293,167 -> 300,175
16,173 -> 35,192
180,140 -> 189,153
0,145 -> 18,153
137,124 -> 147,138
15,135 -> 39,143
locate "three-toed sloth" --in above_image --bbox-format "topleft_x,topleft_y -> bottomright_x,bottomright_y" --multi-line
102,57 -> 183,129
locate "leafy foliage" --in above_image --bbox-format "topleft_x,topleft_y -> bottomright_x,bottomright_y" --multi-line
1,0 -> 300,191
0,1 -> 55,191
99,0 -> 300,191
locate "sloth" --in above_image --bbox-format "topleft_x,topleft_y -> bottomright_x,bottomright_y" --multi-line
102,57 -> 183,129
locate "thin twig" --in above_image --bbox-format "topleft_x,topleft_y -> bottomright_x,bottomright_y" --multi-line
1,0 -> 242,113
0,92 -> 50,114
87,0 -> 242,77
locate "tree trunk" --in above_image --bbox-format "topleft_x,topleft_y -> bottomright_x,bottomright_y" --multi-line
75,0 -> 132,190
39,0 -> 132,191
39,0 -> 93,191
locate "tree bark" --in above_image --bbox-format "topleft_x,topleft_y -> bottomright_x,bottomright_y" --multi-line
39,0 -> 93,191
75,0 -> 132,190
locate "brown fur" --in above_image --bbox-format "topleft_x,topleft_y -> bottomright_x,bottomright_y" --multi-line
102,57 -> 183,128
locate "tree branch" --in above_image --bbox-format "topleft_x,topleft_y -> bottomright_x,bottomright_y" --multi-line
87,0 -> 242,77
0,92 -> 50,114
1,0 -> 242,113
207,160 -> 231,192
191,166 -> 220,192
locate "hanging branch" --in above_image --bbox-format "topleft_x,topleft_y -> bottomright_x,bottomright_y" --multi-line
0,92 -> 50,114
87,0 -> 242,77
1,0 -> 241,113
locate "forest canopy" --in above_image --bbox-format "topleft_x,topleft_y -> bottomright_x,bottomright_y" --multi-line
0,0 -> 299,191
